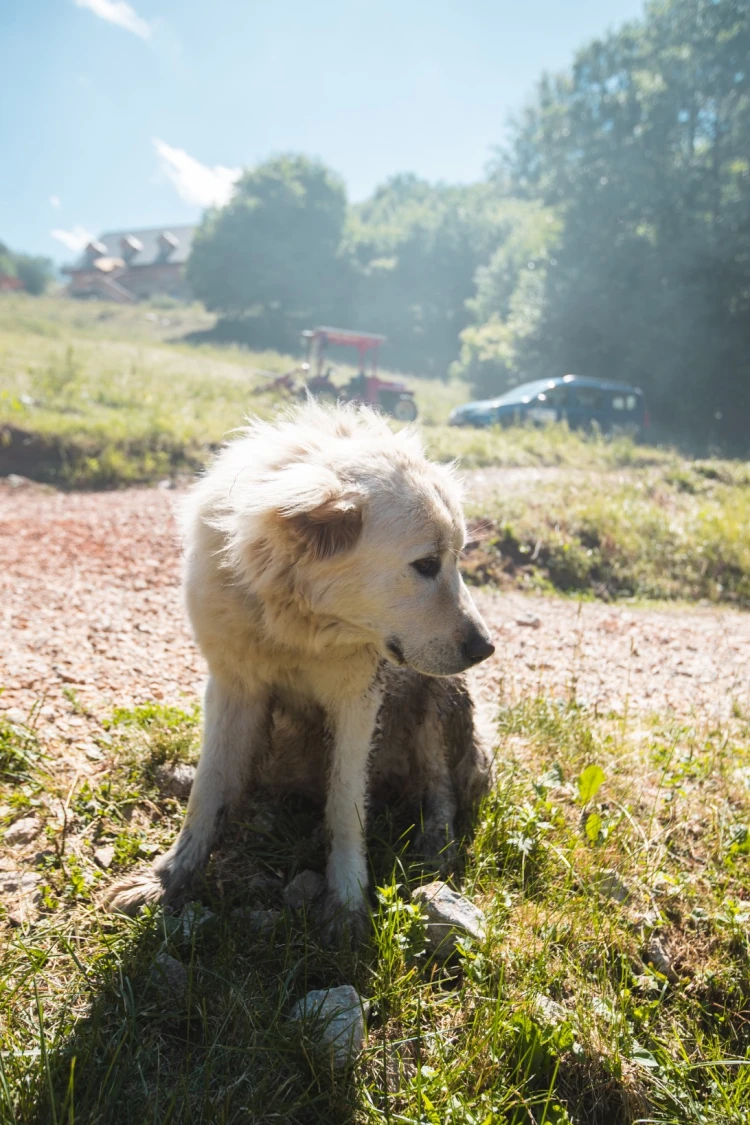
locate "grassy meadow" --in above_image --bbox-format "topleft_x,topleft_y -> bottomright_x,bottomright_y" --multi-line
3,294 -> 750,1122
3,693 -> 750,1123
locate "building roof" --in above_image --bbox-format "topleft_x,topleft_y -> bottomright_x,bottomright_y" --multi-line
67,225 -> 196,270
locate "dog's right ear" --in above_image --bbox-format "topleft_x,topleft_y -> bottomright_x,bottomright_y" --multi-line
265,463 -> 364,561
287,492 -> 363,561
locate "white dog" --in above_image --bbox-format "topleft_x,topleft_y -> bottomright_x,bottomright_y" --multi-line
106,403 -> 494,938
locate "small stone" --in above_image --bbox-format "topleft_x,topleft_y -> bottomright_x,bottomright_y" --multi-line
412,880 -> 486,961
532,994 -> 569,1027
283,870 -> 326,911
4,817 -> 42,846
149,951 -> 189,996
3,709 -> 27,726
155,762 -> 196,800
516,615 -> 542,629
94,845 -> 115,870
179,902 -> 215,941
53,666 -> 81,685
643,937 -> 677,982
288,985 -> 368,1070
246,872 -> 283,895
232,906 -> 282,936
592,869 -> 632,904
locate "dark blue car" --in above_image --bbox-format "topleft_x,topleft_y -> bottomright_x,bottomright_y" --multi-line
449,375 -> 649,433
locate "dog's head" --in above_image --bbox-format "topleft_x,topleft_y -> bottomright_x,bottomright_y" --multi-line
225,404 -> 494,676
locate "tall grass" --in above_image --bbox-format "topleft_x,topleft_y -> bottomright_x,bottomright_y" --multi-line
3,695 -> 750,1122
465,463 -> 750,605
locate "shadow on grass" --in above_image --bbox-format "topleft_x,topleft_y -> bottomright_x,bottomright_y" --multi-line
22,796 -> 472,1125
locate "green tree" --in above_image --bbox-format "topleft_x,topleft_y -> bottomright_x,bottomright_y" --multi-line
15,255 -> 53,295
345,176 -> 514,375
454,201 -> 561,396
0,241 -> 52,295
486,0 -> 750,442
187,155 -> 350,350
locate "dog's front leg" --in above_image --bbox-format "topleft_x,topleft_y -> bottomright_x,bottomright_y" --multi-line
105,675 -> 269,915
320,677 -> 382,943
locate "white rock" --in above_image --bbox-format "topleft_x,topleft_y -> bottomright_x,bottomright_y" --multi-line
283,870 -> 326,911
155,762 -> 196,800
94,845 -> 115,870
592,869 -> 632,904
412,880 -> 486,961
288,985 -> 368,1070
3,709 -> 27,727
532,993 -> 569,1027
4,817 -> 41,845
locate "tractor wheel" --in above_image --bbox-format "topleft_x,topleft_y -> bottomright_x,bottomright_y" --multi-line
313,384 -> 339,406
393,396 -> 418,422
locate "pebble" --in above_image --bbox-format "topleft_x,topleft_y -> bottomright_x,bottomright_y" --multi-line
288,985 -> 368,1070
283,870 -> 326,911
179,902 -> 216,941
532,993 -> 569,1027
155,762 -> 196,800
93,845 -> 115,870
3,708 -> 27,726
592,869 -> 632,904
4,817 -> 42,846
643,936 -> 678,982
231,906 -> 282,936
412,880 -> 486,960
149,951 -> 189,996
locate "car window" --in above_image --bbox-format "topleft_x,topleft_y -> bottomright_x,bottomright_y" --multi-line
612,393 -> 640,412
539,385 -> 568,407
574,386 -> 604,409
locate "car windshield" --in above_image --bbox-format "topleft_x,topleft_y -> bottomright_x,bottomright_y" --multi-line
486,380 -> 559,407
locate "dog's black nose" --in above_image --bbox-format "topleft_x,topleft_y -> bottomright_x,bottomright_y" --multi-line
462,632 -> 495,666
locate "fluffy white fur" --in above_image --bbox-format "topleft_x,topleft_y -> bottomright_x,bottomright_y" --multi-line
105,403 -> 494,938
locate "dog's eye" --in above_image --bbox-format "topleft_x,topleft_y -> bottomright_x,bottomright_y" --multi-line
411,556 -> 441,579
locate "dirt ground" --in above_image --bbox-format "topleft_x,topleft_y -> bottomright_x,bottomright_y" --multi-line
3,475 -> 749,778
2,473 -> 749,927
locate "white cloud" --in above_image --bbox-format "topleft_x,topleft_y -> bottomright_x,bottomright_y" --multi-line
49,195 -> 62,210
51,225 -> 95,253
152,138 -> 240,209
74,0 -> 151,40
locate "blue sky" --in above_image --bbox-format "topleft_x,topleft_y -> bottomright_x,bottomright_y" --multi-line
2,0 -> 646,262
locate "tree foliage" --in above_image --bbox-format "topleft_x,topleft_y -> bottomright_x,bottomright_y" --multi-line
187,0 -> 750,444
0,241 -> 52,295
483,0 -> 750,442
343,175 -> 513,374
187,155 -> 350,350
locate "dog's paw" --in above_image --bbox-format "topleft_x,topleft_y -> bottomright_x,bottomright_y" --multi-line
318,890 -> 369,947
101,870 -> 165,916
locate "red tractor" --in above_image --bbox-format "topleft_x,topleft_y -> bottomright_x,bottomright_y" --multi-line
299,327 -> 418,421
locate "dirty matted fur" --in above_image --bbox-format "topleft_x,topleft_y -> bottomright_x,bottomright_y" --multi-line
105,402 -> 495,938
